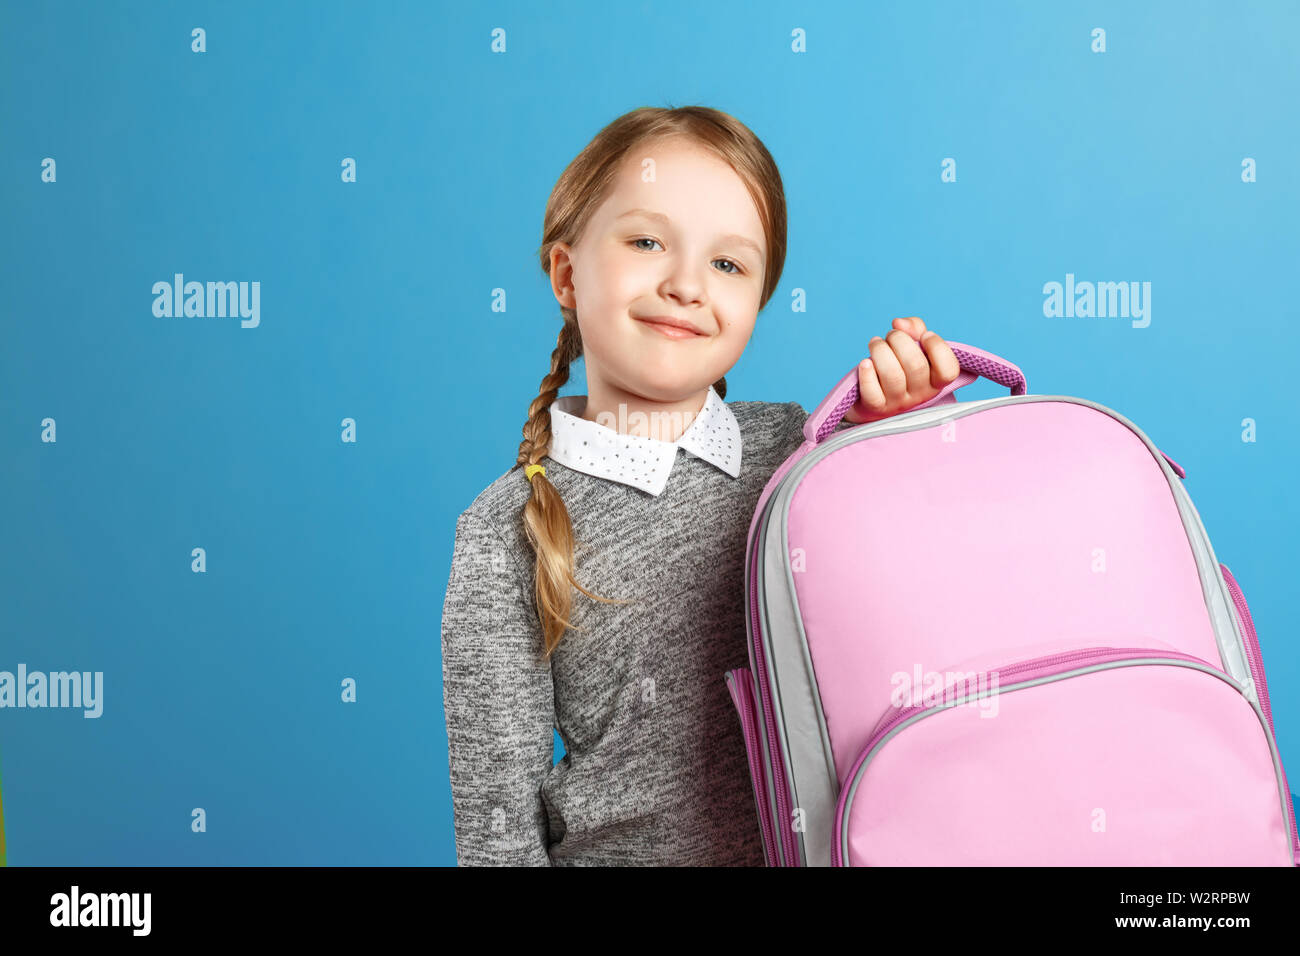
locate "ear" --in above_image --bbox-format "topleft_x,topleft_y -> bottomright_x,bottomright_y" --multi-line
549,243 -> 577,309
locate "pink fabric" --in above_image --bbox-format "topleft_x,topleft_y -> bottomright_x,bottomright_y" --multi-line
842,664 -> 1292,866
739,349 -> 1293,865
787,401 -> 1222,780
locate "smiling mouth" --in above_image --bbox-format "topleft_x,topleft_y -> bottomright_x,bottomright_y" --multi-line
635,318 -> 707,340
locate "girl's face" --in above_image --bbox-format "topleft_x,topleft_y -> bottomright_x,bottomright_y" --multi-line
549,136 -> 767,404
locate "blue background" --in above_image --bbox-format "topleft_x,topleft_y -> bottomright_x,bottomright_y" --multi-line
1,0 -> 1296,864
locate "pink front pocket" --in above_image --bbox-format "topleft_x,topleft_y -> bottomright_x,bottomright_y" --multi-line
833,648 -> 1295,866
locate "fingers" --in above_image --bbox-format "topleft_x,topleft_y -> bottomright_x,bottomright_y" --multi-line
857,319 -> 959,421
893,316 -> 927,340
919,332 -> 962,388
865,336 -> 901,405
882,329 -> 931,395
855,356 -> 886,417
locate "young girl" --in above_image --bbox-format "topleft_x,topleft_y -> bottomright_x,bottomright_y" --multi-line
441,105 -> 961,866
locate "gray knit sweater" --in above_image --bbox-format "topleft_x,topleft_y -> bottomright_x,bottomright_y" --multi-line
440,398 -> 821,866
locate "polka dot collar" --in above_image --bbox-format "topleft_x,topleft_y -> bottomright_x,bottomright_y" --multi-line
545,385 -> 742,496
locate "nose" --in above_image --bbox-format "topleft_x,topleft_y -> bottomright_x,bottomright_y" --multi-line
658,258 -> 709,309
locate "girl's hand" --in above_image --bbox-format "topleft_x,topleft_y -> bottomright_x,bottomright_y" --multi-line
843,317 -> 963,424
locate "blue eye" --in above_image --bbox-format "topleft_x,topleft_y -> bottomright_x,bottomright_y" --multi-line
629,238 -> 744,276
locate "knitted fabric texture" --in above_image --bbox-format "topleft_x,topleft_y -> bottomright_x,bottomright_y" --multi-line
441,398 -> 849,866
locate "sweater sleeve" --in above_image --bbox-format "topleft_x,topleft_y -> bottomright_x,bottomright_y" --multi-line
440,508 -> 556,866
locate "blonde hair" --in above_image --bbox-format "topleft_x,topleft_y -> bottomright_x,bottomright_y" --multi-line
520,105 -> 788,658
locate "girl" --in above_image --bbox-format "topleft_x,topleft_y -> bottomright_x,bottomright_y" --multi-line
441,105 -> 961,866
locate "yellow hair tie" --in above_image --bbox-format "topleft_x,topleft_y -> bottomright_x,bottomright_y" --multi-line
525,463 -> 546,482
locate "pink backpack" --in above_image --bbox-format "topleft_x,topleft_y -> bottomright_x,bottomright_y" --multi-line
725,342 -> 1300,866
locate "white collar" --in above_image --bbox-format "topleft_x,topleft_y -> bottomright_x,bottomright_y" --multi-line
546,385 -> 742,496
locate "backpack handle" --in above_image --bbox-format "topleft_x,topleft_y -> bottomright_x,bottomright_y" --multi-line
803,341 -> 1029,444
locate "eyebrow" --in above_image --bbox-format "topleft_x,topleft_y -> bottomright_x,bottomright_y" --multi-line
615,208 -> 764,263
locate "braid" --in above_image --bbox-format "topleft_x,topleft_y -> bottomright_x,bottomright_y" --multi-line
517,319 -> 581,474
518,319 -> 631,658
